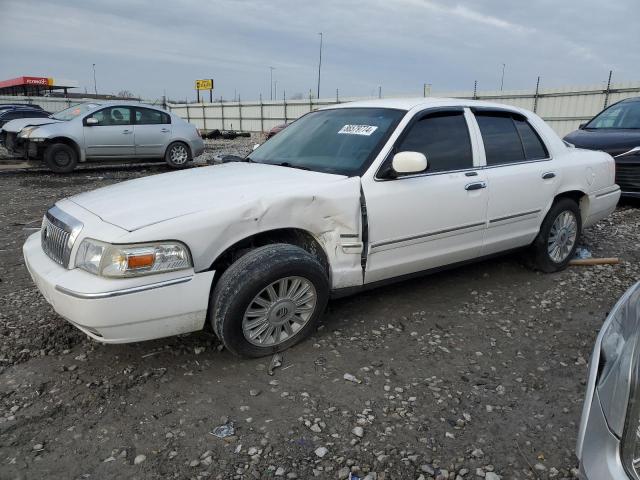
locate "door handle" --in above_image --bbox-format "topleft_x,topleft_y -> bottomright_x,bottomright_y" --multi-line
465,171 -> 478,177
465,181 -> 487,191
161,128 -> 170,133
542,172 -> 556,180
122,129 -> 133,134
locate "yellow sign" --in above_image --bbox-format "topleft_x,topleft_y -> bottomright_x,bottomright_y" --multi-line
195,79 -> 214,90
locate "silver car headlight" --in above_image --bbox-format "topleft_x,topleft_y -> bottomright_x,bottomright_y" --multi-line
18,126 -> 39,138
75,238 -> 192,277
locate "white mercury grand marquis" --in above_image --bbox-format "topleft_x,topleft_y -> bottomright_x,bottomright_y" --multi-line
23,98 -> 621,357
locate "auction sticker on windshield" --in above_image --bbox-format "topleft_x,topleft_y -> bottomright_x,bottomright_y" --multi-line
338,124 -> 378,136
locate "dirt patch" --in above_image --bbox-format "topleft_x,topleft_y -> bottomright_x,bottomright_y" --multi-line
0,149 -> 639,479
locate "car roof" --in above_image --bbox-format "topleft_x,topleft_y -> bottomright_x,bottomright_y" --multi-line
322,97 -> 529,114
95,101 -> 167,110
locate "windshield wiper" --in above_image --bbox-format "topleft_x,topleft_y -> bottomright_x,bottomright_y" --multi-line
220,154 -> 252,163
276,162 -> 310,171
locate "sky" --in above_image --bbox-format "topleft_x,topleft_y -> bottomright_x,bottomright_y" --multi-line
0,0 -> 638,102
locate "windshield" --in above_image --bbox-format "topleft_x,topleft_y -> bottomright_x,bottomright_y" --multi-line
51,103 -> 101,121
586,101 -> 640,129
248,107 -> 405,176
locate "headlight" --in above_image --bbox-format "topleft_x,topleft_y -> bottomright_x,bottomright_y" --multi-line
18,127 -> 38,138
601,282 -> 640,478
75,238 -> 192,277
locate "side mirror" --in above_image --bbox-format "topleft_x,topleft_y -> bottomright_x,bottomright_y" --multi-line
85,117 -> 99,126
578,123 -> 587,130
253,143 -> 260,151
391,151 -> 428,174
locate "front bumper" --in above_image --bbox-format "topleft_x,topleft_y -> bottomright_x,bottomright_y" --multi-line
23,232 -> 215,343
616,160 -> 640,198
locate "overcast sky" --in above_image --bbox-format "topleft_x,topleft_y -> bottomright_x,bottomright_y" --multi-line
0,0 -> 638,101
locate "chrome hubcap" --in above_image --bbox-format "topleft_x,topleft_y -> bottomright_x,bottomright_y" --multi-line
170,145 -> 188,164
242,276 -> 317,347
548,210 -> 578,263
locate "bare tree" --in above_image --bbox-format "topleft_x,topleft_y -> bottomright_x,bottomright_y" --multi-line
117,90 -> 135,99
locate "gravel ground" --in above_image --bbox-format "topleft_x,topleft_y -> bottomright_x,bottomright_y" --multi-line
0,140 -> 638,479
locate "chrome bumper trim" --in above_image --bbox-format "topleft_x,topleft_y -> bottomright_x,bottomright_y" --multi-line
55,275 -> 193,299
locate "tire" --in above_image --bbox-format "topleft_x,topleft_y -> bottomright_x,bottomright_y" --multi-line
44,143 -> 78,173
529,197 -> 582,272
165,141 -> 191,168
210,244 -> 329,357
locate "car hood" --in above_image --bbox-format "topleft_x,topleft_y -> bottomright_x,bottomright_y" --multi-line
564,128 -> 640,156
67,162 -> 350,231
2,117 -> 62,133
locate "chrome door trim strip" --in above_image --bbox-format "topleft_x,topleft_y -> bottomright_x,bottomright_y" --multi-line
489,209 -> 541,224
370,221 -> 486,249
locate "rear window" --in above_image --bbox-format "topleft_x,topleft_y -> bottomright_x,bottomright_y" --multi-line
476,112 -> 548,165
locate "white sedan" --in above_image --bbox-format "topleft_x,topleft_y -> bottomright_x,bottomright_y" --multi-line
23,98 -> 620,357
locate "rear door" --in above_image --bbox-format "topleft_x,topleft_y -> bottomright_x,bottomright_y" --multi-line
133,107 -> 172,157
472,109 -> 556,255
83,106 -> 135,157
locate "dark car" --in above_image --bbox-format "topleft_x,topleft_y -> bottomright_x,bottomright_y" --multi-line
0,105 -> 50,128
265,122 -> 288,140
564,97 -> 640,198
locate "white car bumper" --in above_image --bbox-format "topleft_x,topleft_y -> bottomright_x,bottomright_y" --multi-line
23,233 -> 215,343
583,186 -> 621,228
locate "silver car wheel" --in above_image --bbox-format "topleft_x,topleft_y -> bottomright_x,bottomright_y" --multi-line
547,210 -> 578,263
242,276 -> 317,347
169,144 -> 189,165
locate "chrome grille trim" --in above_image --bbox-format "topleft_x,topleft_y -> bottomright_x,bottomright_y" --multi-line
41,205 -> 83,268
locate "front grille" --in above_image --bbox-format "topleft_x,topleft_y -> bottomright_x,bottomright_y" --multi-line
616,164 -> 640,193
41,206 -> 83,268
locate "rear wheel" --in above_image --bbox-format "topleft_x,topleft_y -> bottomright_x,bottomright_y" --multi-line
210,244 -> 329,357
165,141 -> 191,168
44,143 -> 78,173
529,198 -> 581,272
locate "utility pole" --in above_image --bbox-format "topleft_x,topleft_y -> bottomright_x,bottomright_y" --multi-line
269,66 -> 275,101
500,63 -> 505,91
317,32 -> 323,99
92,63 -> 97,96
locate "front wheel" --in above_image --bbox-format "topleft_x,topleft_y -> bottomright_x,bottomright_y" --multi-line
165,141 -> 191,168
210,244 -> 329,357
44,143 -> 78,173
529,198 -> 581,272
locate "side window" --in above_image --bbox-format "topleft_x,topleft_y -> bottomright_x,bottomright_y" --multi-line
475,113 -> 525,165
396,111 -> 473,173
514,118 -> 548,160
135,108 -> 170,125
88,107 -> 131,126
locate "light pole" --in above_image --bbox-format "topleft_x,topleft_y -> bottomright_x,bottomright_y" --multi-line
269,66 -> 275,100
500,63 -> 505,91
317,32 -> 323,99
92,63 -> 98,96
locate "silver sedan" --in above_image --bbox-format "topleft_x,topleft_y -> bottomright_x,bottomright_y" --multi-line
2,101 -> 204,172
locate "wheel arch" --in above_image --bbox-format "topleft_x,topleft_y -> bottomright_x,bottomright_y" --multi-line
208,228 -> 331,292
165,139 -> 192,158
552,189 -> 589,225
44,137 -> 83,162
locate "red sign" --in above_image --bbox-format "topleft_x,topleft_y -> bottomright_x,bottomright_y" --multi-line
0,76 -> 54,89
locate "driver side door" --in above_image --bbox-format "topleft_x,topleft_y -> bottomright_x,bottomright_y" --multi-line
83,106 -> 135,157
362,108 -> 489,284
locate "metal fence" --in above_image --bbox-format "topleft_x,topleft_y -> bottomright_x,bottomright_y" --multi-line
167,81 -> 640,137
3,80 -> 640,137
